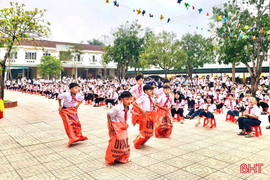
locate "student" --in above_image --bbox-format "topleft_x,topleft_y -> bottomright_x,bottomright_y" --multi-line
237,97 -> 261,138
154,85 -> 174,137
156,79 -> 171,98
58,83 -> 88,147
130,75 -> 144,100
214,89 -> 224,111
132,85 -> 156,149
258,90 -> 269,115
242,90 -> 252,107
105,87 -> 118,108
105,91 -> 132,165
195,95 -> 216,128
267,102 -> 270,129
93,88 -> 105,107
225,94 -> 239,121
188,89 -> 196,110
187,93 -> 205,119
171,91 -> 185,124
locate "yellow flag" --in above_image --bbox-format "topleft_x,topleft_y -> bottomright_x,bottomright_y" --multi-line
160,15 -> 164,20
0,99 -> 4,116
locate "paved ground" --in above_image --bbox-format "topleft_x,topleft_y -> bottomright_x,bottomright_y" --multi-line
1,90 -> 270,179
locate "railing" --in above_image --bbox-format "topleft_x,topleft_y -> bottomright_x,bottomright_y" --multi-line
7,60 -> 16,63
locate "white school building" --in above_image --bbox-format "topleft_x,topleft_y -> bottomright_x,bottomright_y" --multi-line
0,40 -> 117,80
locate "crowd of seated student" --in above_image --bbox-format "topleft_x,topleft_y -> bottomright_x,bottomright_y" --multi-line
5,75 -> 270,136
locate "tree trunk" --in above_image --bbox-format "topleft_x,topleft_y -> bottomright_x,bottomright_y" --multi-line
104,66 -> 107,79
188,67 -> 193,79
232,62 -> 236,83
0,46 -> 13,100
250,75 -> 259,96
134,67 -> 137,77
164,69 -> 168,79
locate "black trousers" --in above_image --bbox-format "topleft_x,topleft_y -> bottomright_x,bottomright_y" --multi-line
171,108 -> 184,117
238,117 -> 261,133
105,99 -> 117,105
216,103 -> 224,109
50,93 -> 59,99
95,97 -> 105,104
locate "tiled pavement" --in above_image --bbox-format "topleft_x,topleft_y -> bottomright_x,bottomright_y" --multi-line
1,90 -> 270,179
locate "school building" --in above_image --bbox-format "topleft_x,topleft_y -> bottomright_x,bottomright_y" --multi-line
1,40 -> 117,80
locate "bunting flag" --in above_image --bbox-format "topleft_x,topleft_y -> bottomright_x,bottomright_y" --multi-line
142,10 -> 146,16
136,9 -> 141,15
106,0 -> 170,22
160,15 -> 164,20
177,0 -> 183,4
175,0 -> 210,17
184,22 -> 270,41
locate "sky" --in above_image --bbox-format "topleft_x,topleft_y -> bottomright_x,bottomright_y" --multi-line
0,0 -> 229,44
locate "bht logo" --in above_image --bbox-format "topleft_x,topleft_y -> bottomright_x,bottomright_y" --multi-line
240,163 -> 264,174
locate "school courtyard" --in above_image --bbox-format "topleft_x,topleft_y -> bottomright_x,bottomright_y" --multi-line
1,90 -> 270,179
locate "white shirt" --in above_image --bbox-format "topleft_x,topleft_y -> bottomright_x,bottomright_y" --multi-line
259,95 -> 269,102
172,99 -> 186,108
156,94 -> 174,108
245,105 -> 261,121
108,102 -> 132,123
130,84 -> 144,99
183,90 -> 191,98
58,92 -> 84,108
204,103 -> 216,112
110,91 -> 118,100
135,94 -> 155,112
214,94 -> 224,103
242,97 -> 250,106
224,100 -> 237,110
195,98 -> 205,109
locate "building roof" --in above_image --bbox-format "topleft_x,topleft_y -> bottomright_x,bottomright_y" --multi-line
18,40 -> 104,51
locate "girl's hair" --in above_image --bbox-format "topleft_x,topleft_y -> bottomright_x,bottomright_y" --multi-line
206,95 -> 214,104
174,91 -> 182,102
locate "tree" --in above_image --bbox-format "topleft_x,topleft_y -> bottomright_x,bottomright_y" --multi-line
102,45 -> 114,79
212,0 -> 270,95
140,31 -> 187,78
104,20 -> 144,79
38,56 -> 63,79
129,29 -> 153,76
0,2 -> 50,99
211,2 -> 251,83
179,33 -> 215,79
59,44 -> 83,79
87,38 -> 104,46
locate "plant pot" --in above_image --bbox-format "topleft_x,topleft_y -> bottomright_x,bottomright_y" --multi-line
4,101 -> 18,108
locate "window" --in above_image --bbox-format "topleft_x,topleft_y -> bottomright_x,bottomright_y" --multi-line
93,55 -> 96,62
9,51 -> 17,59
25,52 -> 37,60
43,51 -> 51,56
74,54 -> 81,61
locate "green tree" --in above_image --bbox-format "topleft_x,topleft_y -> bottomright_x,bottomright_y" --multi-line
102,45 -> 114,79
112,20 -> 144,79
212,0 -> 270,95
59,44 -> 83,79
140,31 -> 187,78
38,56 -> 63,79
179,33 -> 215,79
87,38 -> 104,46
0,2 -> 50,99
